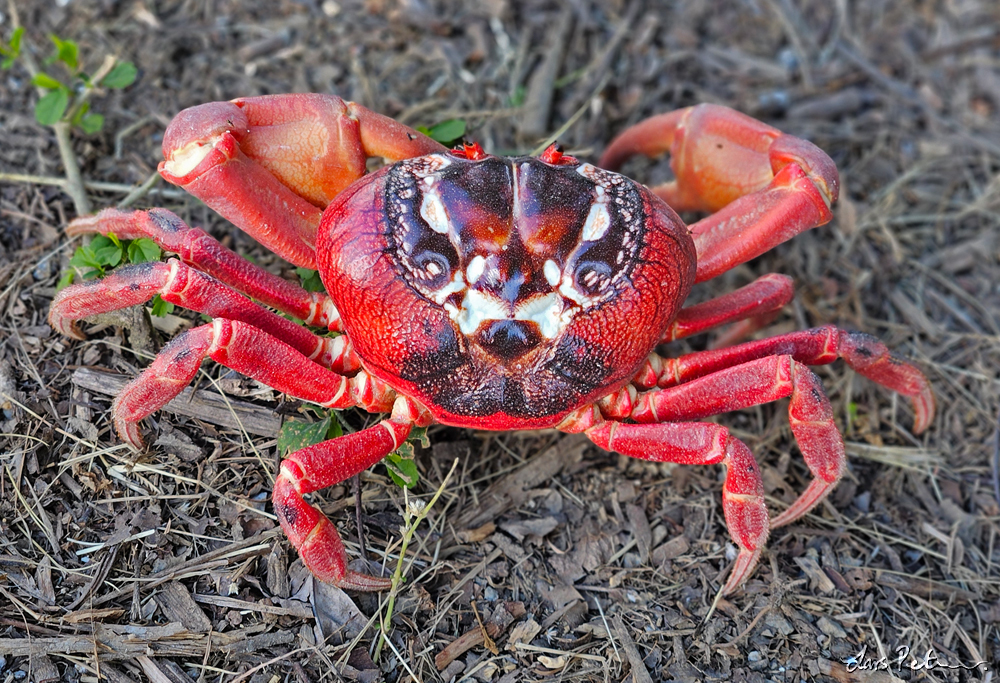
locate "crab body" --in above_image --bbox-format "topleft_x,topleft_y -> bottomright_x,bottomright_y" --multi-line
320,152 -> 694,430
50,94 -> 935,595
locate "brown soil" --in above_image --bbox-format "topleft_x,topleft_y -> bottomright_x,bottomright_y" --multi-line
1,1 -> 998,681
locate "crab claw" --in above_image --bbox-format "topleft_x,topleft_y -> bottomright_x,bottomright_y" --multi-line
157,94 -> 445,269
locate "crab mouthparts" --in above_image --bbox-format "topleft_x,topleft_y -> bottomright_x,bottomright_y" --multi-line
447,289 -> 575,341
476,319 -> 542,361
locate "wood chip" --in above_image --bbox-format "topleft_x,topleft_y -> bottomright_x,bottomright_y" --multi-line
435,601 -> 526,670
626,503 -> 652,565
457,434 -> 587,529
154,582 -> 212,633
611,615 -> 654,683
30,655 -> 59,683
652,535 -> 690,565
794,556 -> 837,594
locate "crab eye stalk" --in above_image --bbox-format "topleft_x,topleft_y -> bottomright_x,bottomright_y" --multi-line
573,260 -> 613,295
414,250 -> 453,287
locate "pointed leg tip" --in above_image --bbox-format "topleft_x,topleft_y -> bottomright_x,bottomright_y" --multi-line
336,570 -> 393,592
114,413 -> 147,451
912,387 -> 935,435
770,477 -> 836,529
722,547 -> 762,596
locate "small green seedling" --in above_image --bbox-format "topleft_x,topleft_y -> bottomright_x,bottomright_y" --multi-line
60,233 -> 174,316
417,119 -> 467,147
294,267 -> 325,293
1,28 -> 137,133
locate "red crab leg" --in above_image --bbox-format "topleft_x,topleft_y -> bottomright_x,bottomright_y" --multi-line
66,208 -> 343,329
111,319 -> 395,448
586,421 -> 767,594
48,260 -> 359,373
158,94 -> 445,268
633,325 -> 934,434
631,355 -> 845,532
664,273 -> 793,343
599,104 -> 839,283
274,416 -> 413,591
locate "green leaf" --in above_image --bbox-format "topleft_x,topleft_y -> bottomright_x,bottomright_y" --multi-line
31,72 -> 64,90
56,269 -> 75,290
295,267 -> 326,293
327,414 -> 343,439
89,234 -> 124,268
70,101 -> 90,126
385,453 -> 419,489
421,119 -> 466,145
10,27 -> 24,53
150,294 -> 174,317
69,244 -> 102,273
93,244 -> 123,268
101,61 -> 137,89
79,112 -> 103,134
409,426 -> 430,449
1,27 -> 24,69
35,89 -> 69,125
127,238 -> 161,263
278,417 -> 332,455
49,35 -> 79,71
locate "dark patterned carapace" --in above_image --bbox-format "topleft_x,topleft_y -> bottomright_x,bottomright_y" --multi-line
317,150 -> 696,429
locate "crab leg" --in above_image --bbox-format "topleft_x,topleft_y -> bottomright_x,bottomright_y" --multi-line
274,415 -> 413,591
66,208 -> 342,329
633,325 -> 934,433
49,260 -> 358,373
586,421 -> 767,594
599,104 -> 839,283
111,319 -> 395,448
665,273 -> 793,343
158,94 -> 445,268
631,355 -> 845,534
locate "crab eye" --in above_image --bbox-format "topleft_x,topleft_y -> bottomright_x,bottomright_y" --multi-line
574,260 -> 613,295
414,250 -> 452,286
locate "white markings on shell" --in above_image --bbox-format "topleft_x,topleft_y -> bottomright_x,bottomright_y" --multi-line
419,189 -> 451,234
448,288 -> 576,340
455,288 -> 508,335
515,292 -> 573,339
581,202 -> 611,242
429,270 -> 466,305
409,153 -> 452,177
543,259 -> 561,286
466,254 -> 486,284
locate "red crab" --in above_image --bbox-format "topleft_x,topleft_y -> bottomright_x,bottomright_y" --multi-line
50,94 -> 934,594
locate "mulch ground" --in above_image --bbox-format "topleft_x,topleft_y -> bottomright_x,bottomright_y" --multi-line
1,1 -> 999,681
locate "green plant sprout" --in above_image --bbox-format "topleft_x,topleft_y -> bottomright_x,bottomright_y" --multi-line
375,457 -> 458,661
417,118 -> 467,147
1,28 -> 137,133
59,232 -> 174,316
